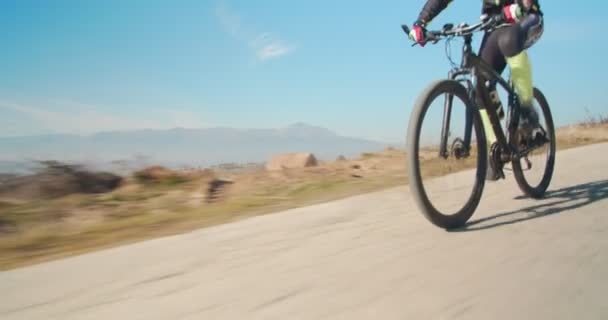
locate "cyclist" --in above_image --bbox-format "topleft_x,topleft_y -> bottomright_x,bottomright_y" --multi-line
408,0 -> 545,180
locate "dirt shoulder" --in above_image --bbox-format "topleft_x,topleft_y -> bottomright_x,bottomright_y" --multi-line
1,123 -> 607,270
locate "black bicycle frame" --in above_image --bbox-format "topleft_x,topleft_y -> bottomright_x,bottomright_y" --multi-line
438,33 -> 521,161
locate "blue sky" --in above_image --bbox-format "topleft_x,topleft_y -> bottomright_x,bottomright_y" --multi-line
1,0 -> 606,142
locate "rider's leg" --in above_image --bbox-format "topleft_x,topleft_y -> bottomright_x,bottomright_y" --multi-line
475,13 -> 543,180
506,50 -> 541,131
506,51 -> 533,107
477,30 -> 507,148
477,30 -> 508,181
498,14 -> 544,132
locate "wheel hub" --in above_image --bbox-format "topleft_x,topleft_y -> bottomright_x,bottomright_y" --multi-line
450,138 -> 469,159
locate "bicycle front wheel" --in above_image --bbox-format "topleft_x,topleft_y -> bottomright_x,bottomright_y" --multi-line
406,80 -> 487,229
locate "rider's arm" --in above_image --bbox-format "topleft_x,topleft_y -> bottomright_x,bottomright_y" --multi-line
409,0 -> 453,46
417,0 -> 453,26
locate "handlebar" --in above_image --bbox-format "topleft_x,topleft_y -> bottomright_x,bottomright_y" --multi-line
402,15 -> 500,46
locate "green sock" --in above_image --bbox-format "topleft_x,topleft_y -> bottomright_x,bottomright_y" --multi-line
506,51 -> 533,109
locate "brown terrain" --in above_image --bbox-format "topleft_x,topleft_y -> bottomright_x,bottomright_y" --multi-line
0,122 -> 607,270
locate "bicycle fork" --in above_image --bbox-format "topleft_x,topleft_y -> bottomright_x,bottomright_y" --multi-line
437,78 -> 508,162
438,74 -> 475,159
438,92 -> 453,159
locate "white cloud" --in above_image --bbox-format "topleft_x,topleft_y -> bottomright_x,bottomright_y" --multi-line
256,43 -> 293,61
215,1 -> 295,61
251,32 -> 294,61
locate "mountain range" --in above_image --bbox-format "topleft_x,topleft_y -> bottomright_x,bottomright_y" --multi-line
0,123 -> 390,173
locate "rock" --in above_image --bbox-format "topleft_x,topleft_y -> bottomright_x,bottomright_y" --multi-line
75,171 -> 123,193
265,153 -> 318,171
133,166 -> 192,185
0,161 -> 123,199
134,166 -> 176,182
206,179 -> 234,203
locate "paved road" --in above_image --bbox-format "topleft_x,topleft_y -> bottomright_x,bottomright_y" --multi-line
2,143 -> 608,320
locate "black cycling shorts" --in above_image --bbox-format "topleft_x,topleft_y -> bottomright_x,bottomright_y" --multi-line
478,13 -> 544,74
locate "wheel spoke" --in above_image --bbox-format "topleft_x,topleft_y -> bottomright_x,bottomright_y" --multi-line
510,88 -> 556,198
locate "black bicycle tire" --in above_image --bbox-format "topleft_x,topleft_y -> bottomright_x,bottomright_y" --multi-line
511,87 -> 556,199
406,80 -> 487,229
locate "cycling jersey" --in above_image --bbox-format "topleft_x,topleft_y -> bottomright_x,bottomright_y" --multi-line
417,0 -> 542,25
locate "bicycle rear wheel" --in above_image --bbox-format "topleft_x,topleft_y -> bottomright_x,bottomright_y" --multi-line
511,87 -> 556,198
406,80 -> 487,229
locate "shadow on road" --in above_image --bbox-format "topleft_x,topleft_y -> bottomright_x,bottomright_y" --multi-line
450,179 -> 608,232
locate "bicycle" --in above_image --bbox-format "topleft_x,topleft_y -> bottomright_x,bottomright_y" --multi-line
401,16 -> 556,229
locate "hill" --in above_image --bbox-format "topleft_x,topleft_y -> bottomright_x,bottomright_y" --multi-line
0,123 -> 388,173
